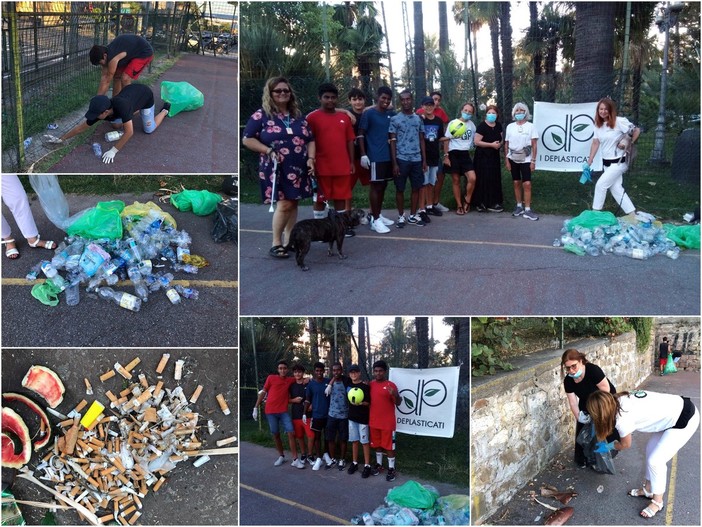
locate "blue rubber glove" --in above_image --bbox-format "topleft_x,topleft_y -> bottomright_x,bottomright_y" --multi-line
580,162 -> 592,184
594,440 -> 616,454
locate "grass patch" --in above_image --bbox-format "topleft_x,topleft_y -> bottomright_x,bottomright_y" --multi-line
240,418 -> 468,488
19,175 -> 227,195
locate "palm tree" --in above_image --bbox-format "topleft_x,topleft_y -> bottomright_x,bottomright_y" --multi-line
413,1 -> 427,97
415,317 -> 429,368
424,35 -> 441,93
308,317 -> 319,361
499,2 -> 513,120
573,2 -> 617,102
439,1 -> 449,57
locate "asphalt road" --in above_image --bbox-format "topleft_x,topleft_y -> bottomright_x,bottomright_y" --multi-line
239,204 -> 700,316
1,186 -> 237,348
239,441 -> 468,525
44,53 -> 237,174
1,348 -> 238,525
485,370 -> 701,526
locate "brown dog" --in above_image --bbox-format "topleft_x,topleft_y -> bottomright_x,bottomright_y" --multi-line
287,209 -> 367,271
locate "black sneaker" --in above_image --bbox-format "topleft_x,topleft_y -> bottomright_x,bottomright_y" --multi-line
475,204 -> 487,212
419,210 -> 431,224
345,228 -> 356,238
426,206 -> 443,217
325,459 -> 337,470
488,204 -> 504,213
347,462 -> 358,475
361,465 -> 372,478
386,468 -> 396,482
371,463 -> 382,476
161,102 -> 171,115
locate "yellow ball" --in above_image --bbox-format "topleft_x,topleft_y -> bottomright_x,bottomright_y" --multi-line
448,119 -> 467,138
347,387 -> 364,405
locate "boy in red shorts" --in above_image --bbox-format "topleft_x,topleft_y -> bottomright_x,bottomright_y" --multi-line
90,34 -> 154,96
289,363 -> 314,465
369,360 -> 401,481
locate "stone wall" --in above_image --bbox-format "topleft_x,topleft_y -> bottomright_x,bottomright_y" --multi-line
470,331 -> 650,524
653,318 -> 701,372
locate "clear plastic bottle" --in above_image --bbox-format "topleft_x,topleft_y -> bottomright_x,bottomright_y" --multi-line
174,285 -> 199,300
105,130 -> 124,142
65,283 -> 80,306
585,245 -> 600,256
48,274 -> 68,292
665,247 -> 680,260
40,261 -> 58,279
92,143 -> 102,157
362,512 -> 374,525
172,263 -> 198,274
165,287 -> 182,305
97,287 -> 142,312
127,265 -> 149,302
25,262 -> 42,281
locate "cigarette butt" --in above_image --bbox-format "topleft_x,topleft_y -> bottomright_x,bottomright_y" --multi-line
181,449 -> 201,456
119,387 -> 132,398
124,357 -> 140,372
156,353 -> 170,374
133,464 -> 147,477
136,388 -> 152,405
207,419 -> 215,435
133,495 -> 142,510
43,451 -> 54,462
113,499 -> 119,516
64,423 -> 80,455
174,359 -> 185,381
112,456 -> 125,473
216,436 -> 238,447
80,401 -> 106,428
114,363 -> 132,380
215,394 -> 231,415
100,466 -> 114,477
98,423 -> 105,440
153,380 -> 164,398
138,373 -> 148,389
89,438 -> 105,448
128,511 -> 141,525
87,476 -> 101,488
100,370 -> 116,382
122,505 -> 137,517
116,473 -> 130,486
59,418 -> 75,428
98,513 -> 113,524
189,385 -> 204,403
175,428 -> 196,436
142,407 -> 158,422
153,476 -> 166,492
74,399 -> 88,414
86,414 -> 104,431
193,455 -> 211,467
105,391 -> 118,404
84,378 -> 93,395
116,396 -> 128,406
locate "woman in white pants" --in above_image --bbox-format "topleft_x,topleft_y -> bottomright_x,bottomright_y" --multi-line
1,175 -> 56,259
586,98 -> 640,215
587,389 -> 699,519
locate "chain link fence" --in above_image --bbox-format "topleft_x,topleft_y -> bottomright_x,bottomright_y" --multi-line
2,1 -> 237,172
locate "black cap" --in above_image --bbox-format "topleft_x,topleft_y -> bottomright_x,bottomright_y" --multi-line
421,96 -> 435,106
85,95 -> 111,121
348,364 -> 361,372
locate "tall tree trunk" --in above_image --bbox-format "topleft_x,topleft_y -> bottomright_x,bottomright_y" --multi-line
413,2 -> 426,98
438,1 -> 449,56
356,317 -> 371,380
489,18 -> 503,112
381,2 -> 394,92
530,1 -> 542,101
454,318 -> 470,385
309,317 -> 319,361
499,3 -> 513,123
632,64 -> 642,124
573,2 -> 616,102
545,41 -> 558,102
415,317 -> 429,368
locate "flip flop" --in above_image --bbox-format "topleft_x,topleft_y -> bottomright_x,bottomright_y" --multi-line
269,245 -> 289,259
2,238 -> 19,259
28,235 -> 56,250
455,207 -> 466,216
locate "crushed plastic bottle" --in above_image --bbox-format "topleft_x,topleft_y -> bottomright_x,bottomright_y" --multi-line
25,262 -> 42,281
105,130 -> 124,142
174,285 -> 199,300
65,283 -> 80,306
362,512 -> 374,525
165,287 -> 181,305
97,287 -> 142,312
92,143 -> 102,157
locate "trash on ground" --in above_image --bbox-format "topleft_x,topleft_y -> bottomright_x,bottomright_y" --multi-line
544,506 -> 573,526
160,81 -> 204,117
540,486 -> 577,505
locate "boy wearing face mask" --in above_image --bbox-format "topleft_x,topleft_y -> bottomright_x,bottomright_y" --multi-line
561,349 -> 618,468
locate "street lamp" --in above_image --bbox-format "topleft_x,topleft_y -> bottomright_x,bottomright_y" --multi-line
649,1 -> 684,165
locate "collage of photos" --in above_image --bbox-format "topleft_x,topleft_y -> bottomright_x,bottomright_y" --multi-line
1,1 -> 701,527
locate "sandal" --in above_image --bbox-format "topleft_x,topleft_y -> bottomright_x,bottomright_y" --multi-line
2,238 -> 19,259
27,235 -> 56,250
455,206 -> 466,216
629,487 -> 654,499
640,499 -> 664,518
269,245 -> 289,259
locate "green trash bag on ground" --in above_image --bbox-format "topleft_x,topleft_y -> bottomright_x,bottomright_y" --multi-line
664,353 -> 678,374
66,200 -> 125,239
664,224 -> 701,249
386,480 -> 439,509
566,210 -> 618,231
160,81 -> 204,117
171,189 -> 222,216
31,280 -> 63,306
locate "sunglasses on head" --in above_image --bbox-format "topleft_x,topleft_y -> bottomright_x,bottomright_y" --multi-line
272,88 -> 291,94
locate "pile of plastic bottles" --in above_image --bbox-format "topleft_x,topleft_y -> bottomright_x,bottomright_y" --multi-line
554,218 -> 681,260
351,492 -> 469,525
27,210 -> 201,311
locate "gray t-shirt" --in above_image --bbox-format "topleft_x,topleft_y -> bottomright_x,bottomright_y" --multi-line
328,377 -> 349,419
389,112 -> 424,162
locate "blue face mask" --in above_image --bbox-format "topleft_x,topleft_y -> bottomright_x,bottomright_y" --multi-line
461,112 -> 472,121
515,113 -> 526,121
486,114 -> 497,123
568,368 -> 583,379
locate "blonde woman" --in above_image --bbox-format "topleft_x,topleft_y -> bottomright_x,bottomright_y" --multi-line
586,390 -> 699,518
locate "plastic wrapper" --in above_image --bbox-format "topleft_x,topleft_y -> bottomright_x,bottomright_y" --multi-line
170,189 -> 222,216
566,210 -> 618,231
28,175 -> 88,231
160,81 -> 204,117
122,201 -> 177,228
436,495 -> 470,525
66,201 -> 125,240
386,480 -> 439,509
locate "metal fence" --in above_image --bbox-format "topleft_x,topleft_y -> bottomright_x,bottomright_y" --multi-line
2,1 -> 237,171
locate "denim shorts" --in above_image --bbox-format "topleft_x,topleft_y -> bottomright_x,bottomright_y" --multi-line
348,420 -> 369,444
424,165 -> 438,186
266,412 -> 293,435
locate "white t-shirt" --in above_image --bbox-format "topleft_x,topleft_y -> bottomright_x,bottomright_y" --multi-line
445,119 -> 476,151
594,116 -> 635,160
505,121 -> 538,162
615,390 -> 684,437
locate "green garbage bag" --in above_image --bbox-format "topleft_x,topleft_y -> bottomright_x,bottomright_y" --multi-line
386,480 -> 439,509
664,353 -> 678,374
66,200 -> 125,240
664,224 -> 701,249
31,280 -> 63,306
566,210 -> 618,231
170,189 -> 222,216
160,81 -> 204,117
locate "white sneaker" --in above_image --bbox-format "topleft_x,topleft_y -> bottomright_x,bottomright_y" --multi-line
434,202 -> 449,212
378,214 -> 394,226
312,458 -> 323,471
371,218 -> 390,233
274,455 -> 285,466
292,458 -> 306,469
323,452 -> 333,465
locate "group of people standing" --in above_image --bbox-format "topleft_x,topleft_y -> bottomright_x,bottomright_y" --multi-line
253,360 -> 401,482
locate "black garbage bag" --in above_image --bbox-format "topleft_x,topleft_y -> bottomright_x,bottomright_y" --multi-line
576,422 -> 615,475
212,198 -> 237,243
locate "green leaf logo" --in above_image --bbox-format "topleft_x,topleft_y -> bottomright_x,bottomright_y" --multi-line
551,133 -> 563,145
424,388 -> 440,397
403,396 -> 414,409
573,124 -> 588,132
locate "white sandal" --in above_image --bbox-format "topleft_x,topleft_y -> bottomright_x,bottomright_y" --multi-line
1,238 -> 19,259
629,487 -> 653,498
27,235 -> 56,250
640,499 -> 664,518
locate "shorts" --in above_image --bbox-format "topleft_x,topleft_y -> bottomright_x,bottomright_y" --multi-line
293,418 -> 314,439
370,161 -> 393,182
424,165 -> 438,186
352,159 -> 371,186
660,358 -> 668,367
370,427 -> 394,451
509,161 -> 532,182
115,55 -> 154,80
326,416 -> 349,441
311,417 -> 327,432
448,150 -> 474,175
395,159 -> 424,192
266,412 -> 293,435
316,174 -> 352,201
348,420 -> 369,444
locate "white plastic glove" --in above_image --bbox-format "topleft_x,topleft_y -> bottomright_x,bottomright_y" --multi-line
102,146 -> 119,164
577,410 -> 591,424
360,155 -> 370,169
252,407 -> 258,420
324,383 -> 332,397
302,414 -> 307,425
42,134 -> 63,144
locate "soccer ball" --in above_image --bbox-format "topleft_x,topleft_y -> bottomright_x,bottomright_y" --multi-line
347,387 -> 364,405
448,119 -> 466,138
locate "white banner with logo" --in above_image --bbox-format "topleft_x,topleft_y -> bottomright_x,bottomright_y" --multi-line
533,101 -> 602,171
389,366 -> 459,438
